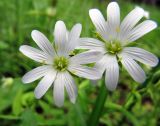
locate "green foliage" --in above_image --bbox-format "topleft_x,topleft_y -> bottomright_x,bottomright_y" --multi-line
0,0 -> 160,126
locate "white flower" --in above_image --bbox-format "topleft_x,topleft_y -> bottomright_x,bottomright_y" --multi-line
19,21 -> 102,107
135,6 -> 150,19
78,2 -> 158,91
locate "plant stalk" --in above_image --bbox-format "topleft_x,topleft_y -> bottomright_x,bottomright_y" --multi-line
88,78 -> 108,126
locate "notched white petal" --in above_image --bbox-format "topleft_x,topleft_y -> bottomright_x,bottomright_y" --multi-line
89,9 -> 109,40
121,55 -> 146,83
77,38 -> 105,53
34,69 -> 56,99
120,7 -> 144,41
69,50 -> 103,65
54,20 -> 67,55
22,65 -> 52,83
107,2 -> 120,39
107,2 -> 120,25
127,20 -> 157,42
69,23 -> 82,42
104,55 -> 119,91
53,72 -> 65,107
66,23 -> 82,53
68,65 -> 102,80
31,30 -> 54,56
94,55 -> 108,75
19,45 -> 53,64
123,47 -> 159,67
63,72 -> 77,104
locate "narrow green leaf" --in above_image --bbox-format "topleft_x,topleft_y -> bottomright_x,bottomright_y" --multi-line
12,89 -> 23,116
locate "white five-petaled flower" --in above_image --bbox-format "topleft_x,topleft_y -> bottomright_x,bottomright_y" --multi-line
78,2 -> 159,91
19,21 -> 102,107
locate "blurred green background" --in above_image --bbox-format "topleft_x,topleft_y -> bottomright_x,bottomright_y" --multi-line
0,0 -> 160,126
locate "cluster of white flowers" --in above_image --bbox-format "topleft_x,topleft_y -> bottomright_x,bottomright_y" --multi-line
20,2 -> 158,107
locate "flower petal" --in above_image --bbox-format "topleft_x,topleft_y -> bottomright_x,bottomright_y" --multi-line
63,72 -> 77,103
89,9 -> 109,40
94,55 -> 108,75
19,45 -> 53,64
120,7 -> 144,41
22,65 -> 52,83
121,55 -> 146,83
77,38 -> 106,53
127,20 -> 157,42
104,55 -> 119,91
68,65 -> 101,80
31,30 -> 55,56
107,2 -> 120,39
53,21 -> 67,56
34,69 -> 56,99
66,24 -> 82,53
123,47 -> 159,67
53,72 -> 65,107
69,50 -> 102,65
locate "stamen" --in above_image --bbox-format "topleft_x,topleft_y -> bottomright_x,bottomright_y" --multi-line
53,56 -> 69,71
105,41 -> 122,55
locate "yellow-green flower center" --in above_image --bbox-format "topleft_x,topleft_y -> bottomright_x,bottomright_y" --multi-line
53,56 -> 69,71
95,33 -> 122,55
105,41 -> 122,54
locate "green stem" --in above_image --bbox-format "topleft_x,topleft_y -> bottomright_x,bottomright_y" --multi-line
0,115 -> 20,120
88,78 -> 108,126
